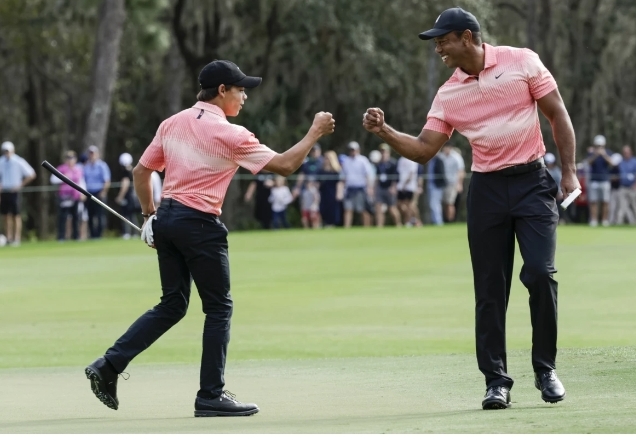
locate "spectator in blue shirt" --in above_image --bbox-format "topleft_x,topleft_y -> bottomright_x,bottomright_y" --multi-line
83,145 -> 111,238
586,135 -> 613,227
616,145 -> 636,225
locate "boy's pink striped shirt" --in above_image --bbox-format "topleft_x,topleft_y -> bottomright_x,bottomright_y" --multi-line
139,102 -> 276,215
424,44 -> 558,172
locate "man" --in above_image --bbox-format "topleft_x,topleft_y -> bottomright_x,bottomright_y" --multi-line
85,60 -> 335,417
586,135 -> 613,227
616,145 -> 636,224
362,7 -> 579,409
440,144 -> 465,222
374,144 -> 401,227
341,141 -> 374,227
0,141 -> 36,246
83,145 -> 111,238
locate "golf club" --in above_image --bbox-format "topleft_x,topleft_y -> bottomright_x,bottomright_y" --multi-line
42,160 -> 142,233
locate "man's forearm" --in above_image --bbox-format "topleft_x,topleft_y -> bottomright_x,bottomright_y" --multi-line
133,169 -> 155,214
377,124 -> 436,165
280,130 -> 321,174
551,113 -> 577,173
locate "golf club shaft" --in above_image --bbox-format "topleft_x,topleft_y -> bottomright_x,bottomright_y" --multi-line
42,160 -> 142,233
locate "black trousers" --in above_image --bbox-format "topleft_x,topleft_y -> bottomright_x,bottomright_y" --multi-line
86,192 -> 105,238
57,200 -> 79,240
105,199 -> 232,398
467,165 -> 559,389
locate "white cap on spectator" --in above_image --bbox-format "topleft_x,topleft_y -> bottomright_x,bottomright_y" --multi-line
1,141 -> 15,152
369,150 -> 382,164
544,152 -> 556,164
611,153 -> 623,166
119,152 -> 133,167
593,135 -> 606,146
347,141 -> 360,150
88,145 -> 99,153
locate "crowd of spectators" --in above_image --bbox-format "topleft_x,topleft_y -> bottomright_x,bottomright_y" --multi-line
243,141 -> 466,229
1,133 -> 635,245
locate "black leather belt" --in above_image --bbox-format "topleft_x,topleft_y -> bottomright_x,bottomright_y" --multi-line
160,198 -> 219,218
492,158 -> 545,176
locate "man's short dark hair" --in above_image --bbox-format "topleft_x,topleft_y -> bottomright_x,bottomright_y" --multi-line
196,85 -> 236,102
454,30 -> 482,45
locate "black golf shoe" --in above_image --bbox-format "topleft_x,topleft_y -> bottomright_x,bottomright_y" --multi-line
194,391 -> 259,417
535,370 -> 566,403
482,385 -> 511,410
85,357 -> 120,410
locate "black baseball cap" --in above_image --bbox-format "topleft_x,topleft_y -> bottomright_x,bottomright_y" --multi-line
198,60 -> 262,89
418,7 -> 480,40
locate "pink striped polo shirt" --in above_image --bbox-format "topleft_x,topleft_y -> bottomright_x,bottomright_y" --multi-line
139,102 -> 276,215
424,44 -> 558,172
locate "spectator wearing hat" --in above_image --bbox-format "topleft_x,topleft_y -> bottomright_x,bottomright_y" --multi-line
341,141 -> 374,227
615,146 -> 636,225
114,153 -> 140,239
83,145 -> 111,238
374,144 -> 401,227
50,150 -> 85,241
0,141 -> 36,246
586,135 -> 613,227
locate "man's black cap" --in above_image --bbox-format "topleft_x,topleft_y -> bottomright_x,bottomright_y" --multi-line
198,60 -> 262,89
418,7 -> 480,40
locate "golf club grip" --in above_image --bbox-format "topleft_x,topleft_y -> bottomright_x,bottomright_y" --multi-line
41,160 -> 92,199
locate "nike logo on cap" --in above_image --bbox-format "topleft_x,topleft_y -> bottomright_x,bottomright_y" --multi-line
495,73 -> 503,79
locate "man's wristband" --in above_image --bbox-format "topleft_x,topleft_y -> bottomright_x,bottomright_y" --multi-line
142,211 -> 156,218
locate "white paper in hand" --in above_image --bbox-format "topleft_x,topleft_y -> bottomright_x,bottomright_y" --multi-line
560,188 -> 582,210
140,215 -> 157,246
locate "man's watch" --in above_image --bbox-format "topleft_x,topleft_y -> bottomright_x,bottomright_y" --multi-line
142,211 -> 156,218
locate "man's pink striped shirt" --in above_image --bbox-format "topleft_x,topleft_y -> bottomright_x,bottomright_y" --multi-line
139,102 -> 276,215
424,44 -> 558,172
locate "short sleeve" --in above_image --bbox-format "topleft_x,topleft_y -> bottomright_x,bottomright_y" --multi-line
101,161 -> 111,181
139,122 -> 166,172
18,157 -> 35,178
523,49 -> 557,100
455,152 -> 465,170
232,127 -> 277,175
424,94 -> 454,137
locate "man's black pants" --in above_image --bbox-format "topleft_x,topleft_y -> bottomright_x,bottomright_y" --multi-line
467,164 -> 559,389
105,199 -> 232,398
86,192 -> 105,238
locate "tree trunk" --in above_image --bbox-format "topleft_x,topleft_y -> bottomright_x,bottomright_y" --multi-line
165,31 -> 185,117
526,0 -> 537,50
426,44 -> 439,110
82,0 -> 126,156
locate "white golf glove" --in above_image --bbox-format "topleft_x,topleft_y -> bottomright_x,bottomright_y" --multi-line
140,215 -> 157,247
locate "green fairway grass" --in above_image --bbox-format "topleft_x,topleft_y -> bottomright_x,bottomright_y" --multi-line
1,224 -> 635,433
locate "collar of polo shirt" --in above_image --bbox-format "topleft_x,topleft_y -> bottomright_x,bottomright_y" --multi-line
192,102 -> 227,118
455,43 -> 498,82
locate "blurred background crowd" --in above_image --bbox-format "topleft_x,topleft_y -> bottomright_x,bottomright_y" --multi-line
1,0 -> 636,244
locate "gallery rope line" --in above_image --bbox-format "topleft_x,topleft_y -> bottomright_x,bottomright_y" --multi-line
18,173 -> 472,193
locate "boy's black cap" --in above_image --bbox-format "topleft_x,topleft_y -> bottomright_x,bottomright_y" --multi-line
198,60 -> 262,89
418,7 -> 480,40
